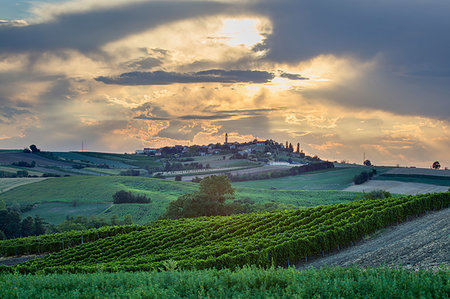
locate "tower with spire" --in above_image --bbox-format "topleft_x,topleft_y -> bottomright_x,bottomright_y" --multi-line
225,133 -> 228,144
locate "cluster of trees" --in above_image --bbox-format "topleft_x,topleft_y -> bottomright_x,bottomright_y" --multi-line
432,161 -> 440,169
353,169 -> 377,185
119,169 -> 141,176
23,144 -> 40,153
0,170 -> 35,178
0,202 -> 45,239
112,190 -> 151,204
161,175 -> 234,219
164,161 -> 210,172
12,160 -> 36,168
46,215 -> 133,234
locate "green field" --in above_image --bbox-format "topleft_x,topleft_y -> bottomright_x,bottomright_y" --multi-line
80,152 -> 162,169
375,173 -> 450,186
0,266 -> 447,298
0,178 -> 46,193
0,176 -> 358,224
232,167 -> 393,190
22,202 -> 112,224
0,166 -> 44,177
53,152 -> 135,168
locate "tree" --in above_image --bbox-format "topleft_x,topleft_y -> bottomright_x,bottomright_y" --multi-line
112,190 -> 151,204
29,144 -> 40,153
175,175 -> 182,181
162,175 -> 234,219
33,215 -> 46,235
20,216 -> 34,237
432,161 -> 441,169
199,175 -> 234,203
296,143 -> 300,153
363,159 -> 372,166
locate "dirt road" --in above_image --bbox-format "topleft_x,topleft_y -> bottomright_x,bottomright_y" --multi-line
297,208 -> 449,270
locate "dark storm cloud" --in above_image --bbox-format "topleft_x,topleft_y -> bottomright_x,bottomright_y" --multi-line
250,0 -> 450,118
0,1 -> 227,53
179,114 -> 237,120
0,102 -> 30,122
211,108 -> 284,114
134,107 -> 285,121
280,72 -> 308,80
96,69 -> 275,85
134,115 -> 170,121
253,0 -> 450,67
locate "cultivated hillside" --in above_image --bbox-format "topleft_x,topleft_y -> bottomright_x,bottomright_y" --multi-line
1,192 -> 447,274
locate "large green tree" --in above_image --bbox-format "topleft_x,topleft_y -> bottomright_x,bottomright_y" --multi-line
162,175 -> 234,219
199,175 -> 234,203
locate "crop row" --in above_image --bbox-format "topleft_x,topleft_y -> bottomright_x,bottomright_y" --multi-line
0,225 -> 146,257
2,192 -> 448,274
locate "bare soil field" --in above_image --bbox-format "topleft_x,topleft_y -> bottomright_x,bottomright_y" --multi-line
178,165 -> 291,181
297,208 -> 449,270
0,178 -> 48,193
344,180 -> 448,194
386,167 -> 450,177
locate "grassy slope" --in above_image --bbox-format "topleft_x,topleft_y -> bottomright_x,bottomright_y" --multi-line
375,174 -> 450,186
80,152 -> 162,169
0,178 -> 47,194
232,167 -> 393,190
0,267 -> 447,298
0,176 -> 358,224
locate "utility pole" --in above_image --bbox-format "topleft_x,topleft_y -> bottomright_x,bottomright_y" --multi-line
363,152 -> 365,164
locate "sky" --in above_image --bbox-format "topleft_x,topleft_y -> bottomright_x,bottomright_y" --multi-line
0,0 -> 449,168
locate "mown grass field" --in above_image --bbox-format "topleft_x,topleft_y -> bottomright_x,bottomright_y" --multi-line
0,176 -> 358,224
0,266 -> 447,298
0,178 -> 47,194
232,167 -> 393,190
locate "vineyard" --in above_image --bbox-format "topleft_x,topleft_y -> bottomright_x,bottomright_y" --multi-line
1,192 -> 448,274
1,266 -> 448,298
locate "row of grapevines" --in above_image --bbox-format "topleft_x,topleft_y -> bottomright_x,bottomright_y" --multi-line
3,192 -> 448,274
0,225 -> 146,257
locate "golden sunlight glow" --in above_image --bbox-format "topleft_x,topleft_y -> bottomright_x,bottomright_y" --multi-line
220,18 -> 270,47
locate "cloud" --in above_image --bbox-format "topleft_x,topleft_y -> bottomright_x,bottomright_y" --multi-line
0,1 -> 227,53
95,69 -> 275,85
178,114 -> 237,120
280,72 -> 308,80
122,57 -> 162,70
250,0 -> 450,119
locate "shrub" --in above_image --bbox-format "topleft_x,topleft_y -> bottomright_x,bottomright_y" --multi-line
112,190 -> 151,204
